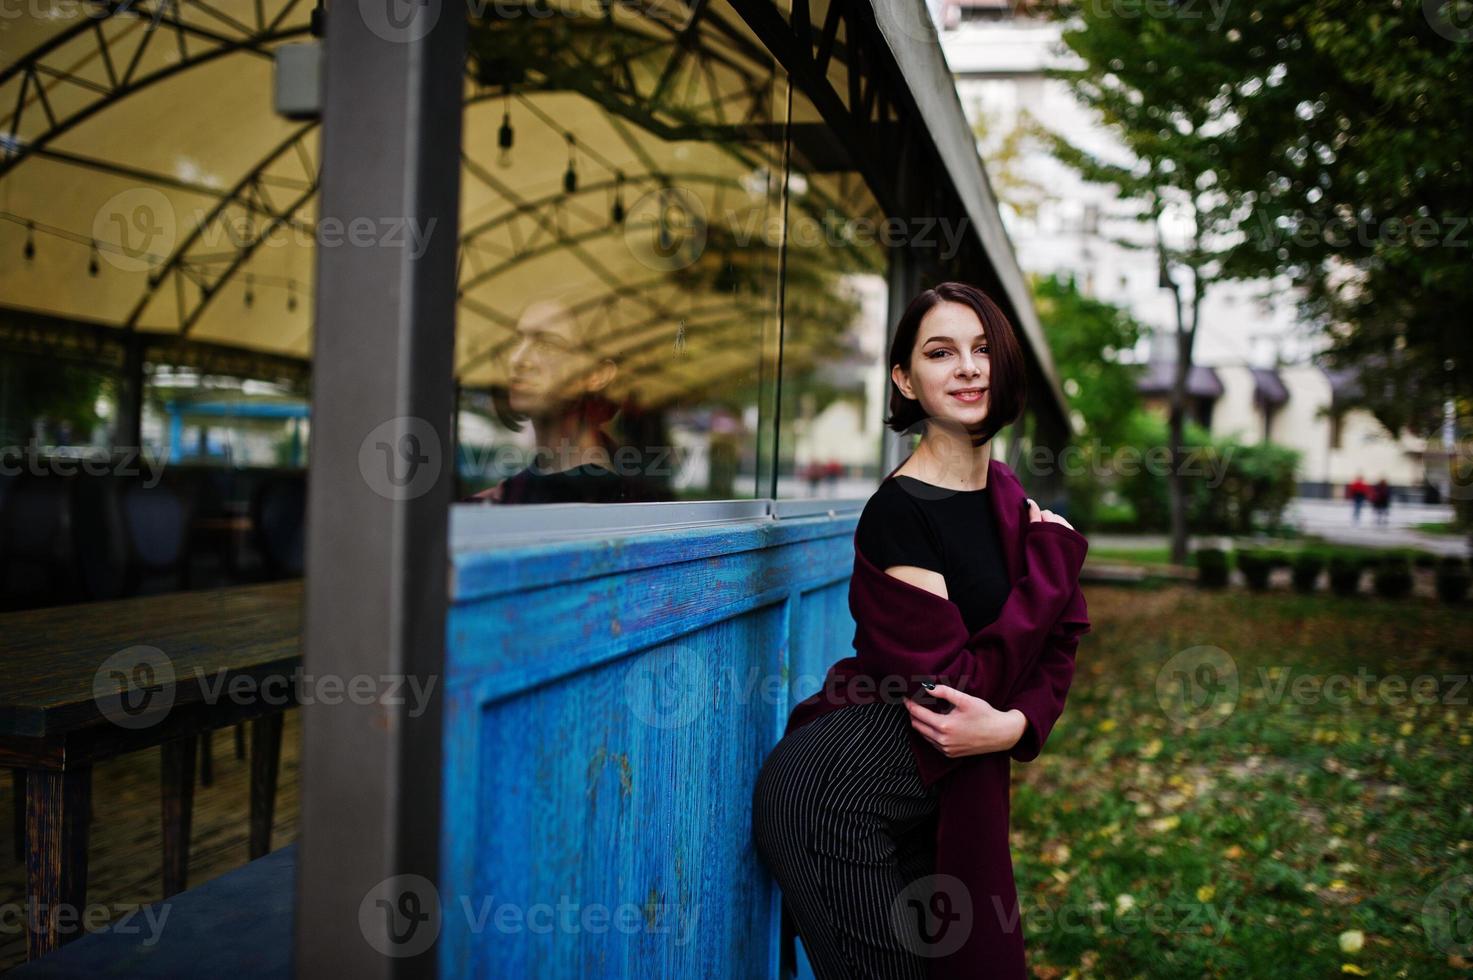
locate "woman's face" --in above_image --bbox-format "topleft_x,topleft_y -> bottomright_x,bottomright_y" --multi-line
892,300 -> 992,427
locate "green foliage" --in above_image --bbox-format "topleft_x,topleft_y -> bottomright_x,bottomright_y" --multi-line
1435,558 -> 1470,604
1194,547 -> 1228,587
1210,1 -> 1473,435
1327,555 -> 1363,597
1372,555 -> 1414,599
0,355 -> 112,447
1040,0 -> 1473,437
1109,408 -> 1300,534
1290,552 -> 1325,593
1200,440 -> 1301,535
1030,272 -> 1145,447
1235,549 -> 1273,590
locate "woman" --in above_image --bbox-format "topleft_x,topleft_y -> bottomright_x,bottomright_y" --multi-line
750,282 -> 1090,979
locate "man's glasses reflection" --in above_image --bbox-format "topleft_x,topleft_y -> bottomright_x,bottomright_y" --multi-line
462,298 -> 660,505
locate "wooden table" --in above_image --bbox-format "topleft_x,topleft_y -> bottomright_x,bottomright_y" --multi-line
0,581 -> 302,960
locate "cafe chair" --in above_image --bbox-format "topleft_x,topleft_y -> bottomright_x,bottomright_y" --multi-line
0,471 -> 80,610
116,478 -> 193,597
251,473 -> 306,580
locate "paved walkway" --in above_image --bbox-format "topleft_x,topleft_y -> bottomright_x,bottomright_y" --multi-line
1089,497 -> 1471,558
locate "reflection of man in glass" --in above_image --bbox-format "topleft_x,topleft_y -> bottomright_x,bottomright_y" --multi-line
464,298 -> 645,504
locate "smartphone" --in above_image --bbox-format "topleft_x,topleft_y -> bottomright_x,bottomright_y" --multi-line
910,684 -> 955,714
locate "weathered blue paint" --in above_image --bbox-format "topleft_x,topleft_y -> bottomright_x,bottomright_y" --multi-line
442,513 -> 859,977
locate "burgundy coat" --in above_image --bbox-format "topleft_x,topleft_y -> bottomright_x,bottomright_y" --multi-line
779,457 -> 1091,979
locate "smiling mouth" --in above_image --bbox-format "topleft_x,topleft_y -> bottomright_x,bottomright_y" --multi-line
950,388 -> 987,402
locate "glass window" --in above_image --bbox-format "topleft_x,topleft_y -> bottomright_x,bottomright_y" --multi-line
454,0 -> 789,506
776,85 -> 892,497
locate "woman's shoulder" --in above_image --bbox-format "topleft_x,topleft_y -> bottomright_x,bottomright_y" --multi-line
856,478 -> 943,571
859,477 -> 928,520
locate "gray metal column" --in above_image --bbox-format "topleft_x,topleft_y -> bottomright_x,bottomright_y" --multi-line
297,0 -> 465,975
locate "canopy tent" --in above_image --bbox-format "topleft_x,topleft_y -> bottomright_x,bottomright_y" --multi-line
3,0 -> 1078,469
1,0 -> 895,416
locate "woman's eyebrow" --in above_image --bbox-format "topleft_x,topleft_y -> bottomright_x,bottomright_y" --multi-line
922,333 -> 987,345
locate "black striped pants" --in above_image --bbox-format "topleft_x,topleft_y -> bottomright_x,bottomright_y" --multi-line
751,700 -> 941,980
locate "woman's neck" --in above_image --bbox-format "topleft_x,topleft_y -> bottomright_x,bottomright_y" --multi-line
898,426 -> 993,491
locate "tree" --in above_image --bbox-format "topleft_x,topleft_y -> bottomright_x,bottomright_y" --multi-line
1038,4 -> 1248,563
1030,271 -> 1144,447
1200,0 -> 1473,440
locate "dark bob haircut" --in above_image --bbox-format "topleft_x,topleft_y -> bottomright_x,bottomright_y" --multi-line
883,281 -> 1027,445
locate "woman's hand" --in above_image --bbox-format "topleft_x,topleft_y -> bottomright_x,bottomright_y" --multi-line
902,683 -> 1028,758
1026,497 -> 1075,531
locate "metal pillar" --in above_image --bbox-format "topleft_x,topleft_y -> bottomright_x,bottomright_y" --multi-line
296,0 -> 466,976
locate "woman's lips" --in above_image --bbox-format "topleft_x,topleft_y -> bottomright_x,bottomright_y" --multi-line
950,388 -> 986,402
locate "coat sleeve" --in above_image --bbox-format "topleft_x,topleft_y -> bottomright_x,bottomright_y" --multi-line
850,521 -> 1088,711
1003,579 -> 1090,763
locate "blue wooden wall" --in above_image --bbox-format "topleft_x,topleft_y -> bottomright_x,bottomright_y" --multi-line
441,512 -> 859,978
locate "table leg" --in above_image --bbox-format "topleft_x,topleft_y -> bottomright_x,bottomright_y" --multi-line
24,766 -> 92,959
249,713 -> 284,859
161,736 -> 197,898
199,729 -> 214,788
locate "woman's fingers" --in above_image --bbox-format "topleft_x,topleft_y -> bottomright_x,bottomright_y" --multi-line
1026,497 -> 1042,523
1040,510 -> 1076,530
903,698 -> 947,740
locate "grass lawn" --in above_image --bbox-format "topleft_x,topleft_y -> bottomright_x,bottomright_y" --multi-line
1010,582 -> 1473,978
1088,547 -> 1187,567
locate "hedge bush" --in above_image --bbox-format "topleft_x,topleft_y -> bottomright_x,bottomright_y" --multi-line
1372,555 -> 1413,599
1236,549 -> 1273,590
1291,552 -> 1325,593
1195,548 -> 1229,588
1328,555 -> 1363,597
1436,557 -> 1470,604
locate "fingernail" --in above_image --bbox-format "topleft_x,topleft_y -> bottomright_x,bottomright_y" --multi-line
921,681 -> 935,690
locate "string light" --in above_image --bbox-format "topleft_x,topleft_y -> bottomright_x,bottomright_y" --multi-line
23,221 -> 35,261
611,171 -> 625,224
88,240 -> 100,276
244,273 -> 255,309
563,134 -> 578,194
286,279 -> 298,312
497,94 -> 515,169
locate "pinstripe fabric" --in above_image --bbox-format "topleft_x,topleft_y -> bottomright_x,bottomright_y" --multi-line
751,700 -> 941,980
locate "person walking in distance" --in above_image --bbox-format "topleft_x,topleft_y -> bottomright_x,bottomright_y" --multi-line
1371,477 -> 1391,527
1347,474 -> 1369,524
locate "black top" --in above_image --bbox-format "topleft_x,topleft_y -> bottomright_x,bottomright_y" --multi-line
854,475 -> 1012,634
